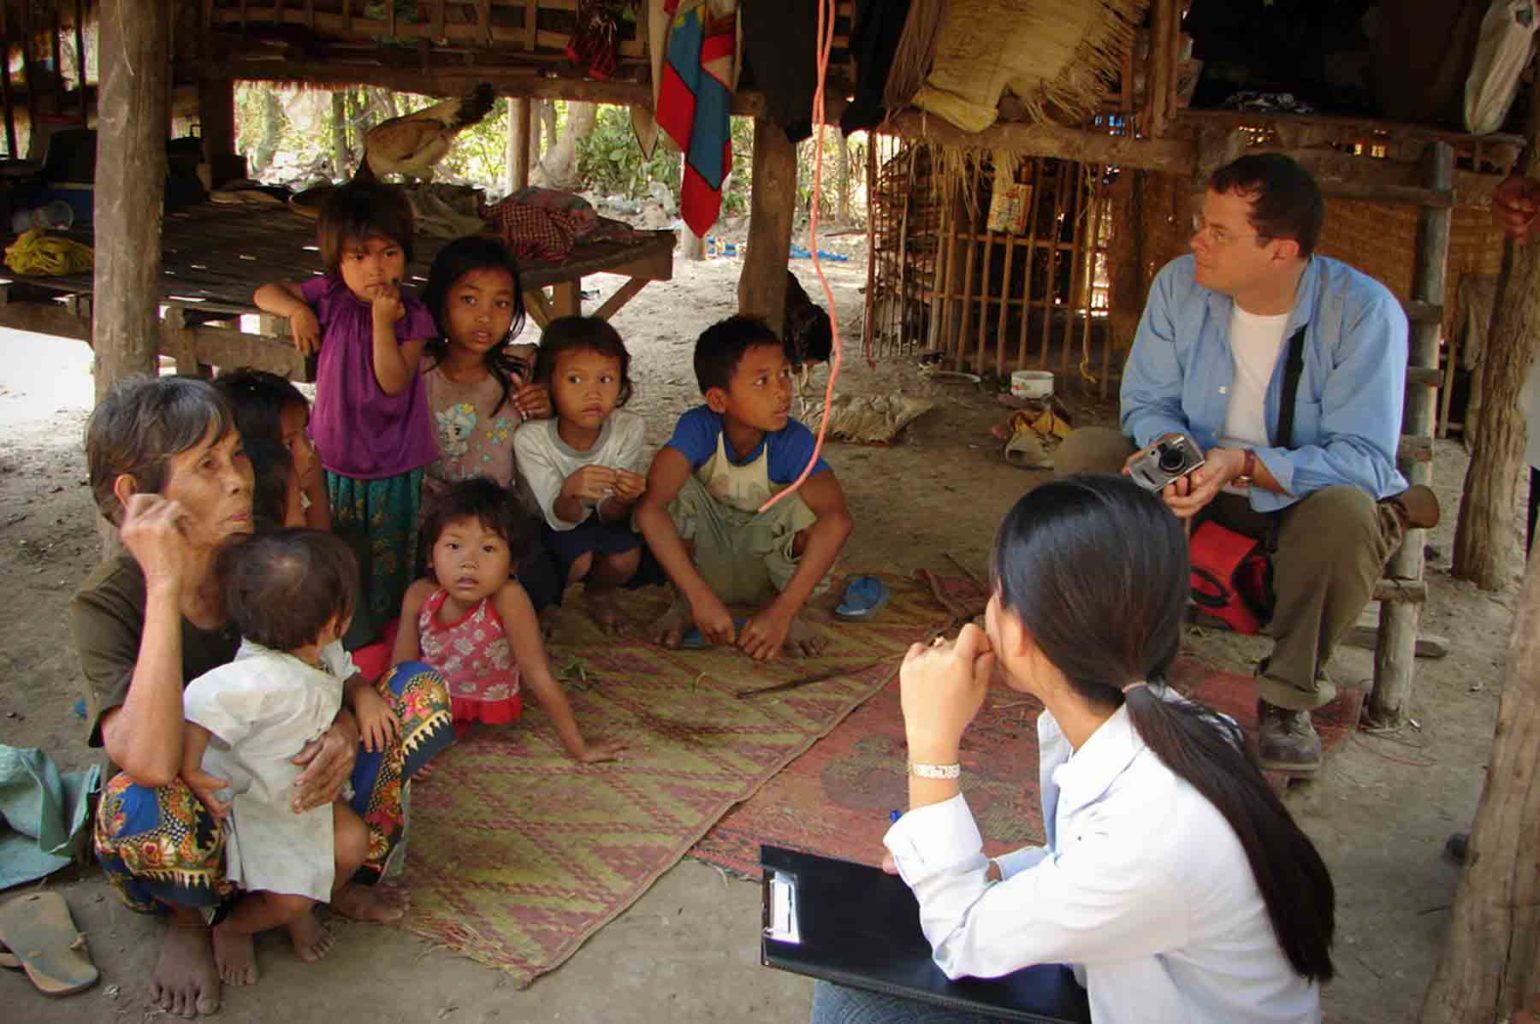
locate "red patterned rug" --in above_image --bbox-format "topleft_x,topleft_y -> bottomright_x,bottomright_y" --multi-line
396,572 -> 955,985
691,640 -> 1364,879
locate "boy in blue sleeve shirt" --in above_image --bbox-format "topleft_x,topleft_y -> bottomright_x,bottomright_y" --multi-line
636,316 -> 852,661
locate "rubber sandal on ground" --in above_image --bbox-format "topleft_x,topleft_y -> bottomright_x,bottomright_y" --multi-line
679,618 -> 749,649
835,575 -> 891,621
0,891 -> 99,996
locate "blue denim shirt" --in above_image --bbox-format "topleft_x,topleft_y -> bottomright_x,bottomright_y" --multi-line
1120,254 -> 1408,513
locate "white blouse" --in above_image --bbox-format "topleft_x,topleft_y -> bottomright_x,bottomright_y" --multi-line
884,705 -> 1320,1024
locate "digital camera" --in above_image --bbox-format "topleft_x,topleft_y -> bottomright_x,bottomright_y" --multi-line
1127,434 -> 1206,492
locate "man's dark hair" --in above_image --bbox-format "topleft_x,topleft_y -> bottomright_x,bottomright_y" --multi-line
532,316 -> 634,407
85,376 -> 234,525
1209,153 -> 1325,257
419,476 -> 533,571
316,180 -> 415,274
219,529 -> 357,652
693,315 -> 781,394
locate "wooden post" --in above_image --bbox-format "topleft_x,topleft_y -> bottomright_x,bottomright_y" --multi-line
1369,141 -> 1452,727
94,0 -> 170,398
197,76 -> 239,189
1453,73 -> 1540,591
1418,546 -> 1540,1022
1145,0 -> 1176,138
506,95 -> 531,193
738,116 -> 797,335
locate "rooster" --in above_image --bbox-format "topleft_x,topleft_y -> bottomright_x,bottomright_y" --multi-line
783,271 -> 834,415
355,84 -> 495,183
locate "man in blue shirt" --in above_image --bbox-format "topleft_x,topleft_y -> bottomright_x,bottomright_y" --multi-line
1058,154 -> 1437,774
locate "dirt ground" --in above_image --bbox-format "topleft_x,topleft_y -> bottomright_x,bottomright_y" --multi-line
0,251 -> 1517,1023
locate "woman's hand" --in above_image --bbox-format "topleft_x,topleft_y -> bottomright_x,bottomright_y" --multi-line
899,624 -> 996,763
118,494 -> 192,589
290,715 -> 359,813
572,737 -> 627,763
513,382 -> 552,420
1493,174 -> 1540,243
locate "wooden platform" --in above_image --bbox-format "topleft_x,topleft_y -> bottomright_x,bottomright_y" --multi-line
0,202 -> 676,380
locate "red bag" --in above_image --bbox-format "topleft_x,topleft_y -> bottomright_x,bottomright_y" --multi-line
1188,521 -> 1270,635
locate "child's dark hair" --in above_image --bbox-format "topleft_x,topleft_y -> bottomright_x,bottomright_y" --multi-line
218,529 -> 357,652
532,316 -> 634,408
214,369 -> 308,527
421,236 -> 529,416
419,477 -> 533,570
317,181 -> 415,274
86,376 -> 234,525
693,315 -> 781,394
991,475 -> 1335,983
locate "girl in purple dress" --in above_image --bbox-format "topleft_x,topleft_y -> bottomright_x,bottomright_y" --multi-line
254,182 -> 438,645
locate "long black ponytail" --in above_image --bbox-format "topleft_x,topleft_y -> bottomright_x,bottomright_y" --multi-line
991,474 -> 1335,983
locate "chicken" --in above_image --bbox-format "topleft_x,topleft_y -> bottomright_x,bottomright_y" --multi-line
356,84 -> 495,183
783,271 -> 834,414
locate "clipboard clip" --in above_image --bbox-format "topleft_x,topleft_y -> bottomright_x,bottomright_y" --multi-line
762,868 -> 801,945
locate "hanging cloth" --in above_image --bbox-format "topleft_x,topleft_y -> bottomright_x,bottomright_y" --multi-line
655,0 -> 739,236
740,0 -> 819,144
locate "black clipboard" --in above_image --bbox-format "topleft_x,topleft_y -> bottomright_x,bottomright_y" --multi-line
760,845 -> 1091,1023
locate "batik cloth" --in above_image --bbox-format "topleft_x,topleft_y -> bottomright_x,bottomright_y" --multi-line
93,661 -> 453,912
327,468 -> 425,647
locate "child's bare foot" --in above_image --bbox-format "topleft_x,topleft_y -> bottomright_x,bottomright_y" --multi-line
584,587 -> 625,633
151,920 -> 222,1017
414,759 -> 437,780
651,601 -> 691,648
210,922 -> 258,988
784,616 -> 827,658
331,882 -> 407,923
288,910 -> 335,963
538,605 -> 561,641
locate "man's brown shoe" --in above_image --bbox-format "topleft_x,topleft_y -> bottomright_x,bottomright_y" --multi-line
1256,700 -> 1322,775
1388,484 -> 1440,531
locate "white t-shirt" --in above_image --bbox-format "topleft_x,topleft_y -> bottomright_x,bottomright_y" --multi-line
513,408 -> 648,531
182,639 -> 356,901
1220,306 -> 1292,451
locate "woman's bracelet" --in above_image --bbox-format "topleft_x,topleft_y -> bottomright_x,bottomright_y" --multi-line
907,761 -> 961,780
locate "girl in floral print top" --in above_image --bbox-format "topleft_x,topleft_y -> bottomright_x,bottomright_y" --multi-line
391,478 -> 624,762
419,236 -> 553,499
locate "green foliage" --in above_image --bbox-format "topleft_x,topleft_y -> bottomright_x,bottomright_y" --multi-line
575,104 -> 680,199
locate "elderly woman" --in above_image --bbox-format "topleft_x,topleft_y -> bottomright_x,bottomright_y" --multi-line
71,376 -> 451,1018
812,476 -> 1335,1024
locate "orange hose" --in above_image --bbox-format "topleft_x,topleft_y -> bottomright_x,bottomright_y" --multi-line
758,0 -> 841,513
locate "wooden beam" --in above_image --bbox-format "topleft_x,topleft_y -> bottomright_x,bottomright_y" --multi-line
1371,140 -> 1453,728
197,76 -> 241,188
507,95 -> 531,192
1146,0 -> 1176,138
94,0 -> 170,399
738,116 -> 797,335
593,278 -> 651,320
880,110 -> 1197,175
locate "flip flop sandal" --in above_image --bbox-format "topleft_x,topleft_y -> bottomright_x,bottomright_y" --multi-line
679,618 -> 748,649
835,575 -> 891,621
0,891 -> 99,996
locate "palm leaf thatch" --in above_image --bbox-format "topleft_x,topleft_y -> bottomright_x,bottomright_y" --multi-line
912,0 -> 1148,132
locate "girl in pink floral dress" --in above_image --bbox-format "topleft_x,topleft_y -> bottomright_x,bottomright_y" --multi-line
390,478 -> 623,762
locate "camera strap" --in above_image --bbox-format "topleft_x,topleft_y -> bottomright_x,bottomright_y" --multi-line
1272,324 -> 1308,450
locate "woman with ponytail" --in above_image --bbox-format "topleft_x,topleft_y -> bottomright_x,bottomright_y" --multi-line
811,475 -> 1333,1024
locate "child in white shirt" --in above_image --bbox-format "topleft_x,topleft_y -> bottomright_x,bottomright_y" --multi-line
513,317 -> 650,629
181,529 -> 383,984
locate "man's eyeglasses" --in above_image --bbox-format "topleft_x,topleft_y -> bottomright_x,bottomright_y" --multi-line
1191,213 -> 1269,247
